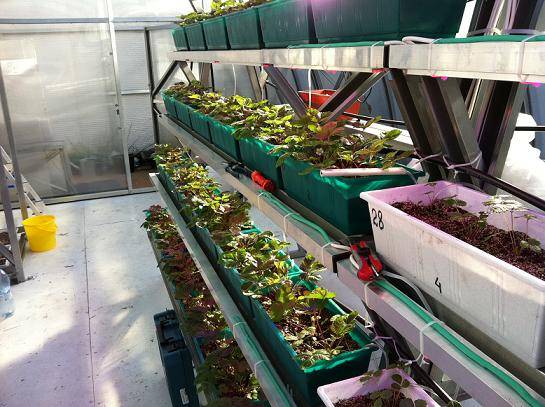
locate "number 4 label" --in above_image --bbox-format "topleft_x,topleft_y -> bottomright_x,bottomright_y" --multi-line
371,208 -> 384,230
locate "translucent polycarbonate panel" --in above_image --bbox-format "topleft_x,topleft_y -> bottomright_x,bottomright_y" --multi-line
110,0 -> 191,17
0,0 -> 107,19
213,65 -> 255,99
149,28 -> 185,85
0,24 -> 128,198
158,121 -> 179,146
122,94 -> 154,155
116,30 -> 148,91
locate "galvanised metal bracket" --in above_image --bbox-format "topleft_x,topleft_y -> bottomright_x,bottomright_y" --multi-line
263,65 -> 307,118
319,70 -> 387,122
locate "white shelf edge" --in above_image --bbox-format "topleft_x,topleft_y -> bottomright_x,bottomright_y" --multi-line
389,41 -> 545,83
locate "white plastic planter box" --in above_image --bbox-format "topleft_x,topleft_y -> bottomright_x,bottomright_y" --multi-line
360,181 -> 545,367
317,368 -> 438,407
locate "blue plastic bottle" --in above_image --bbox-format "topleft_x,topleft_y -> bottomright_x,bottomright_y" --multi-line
0,269 -> 14,320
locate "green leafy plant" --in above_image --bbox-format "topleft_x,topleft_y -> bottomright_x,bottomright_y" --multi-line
271,109 -> 413,174
354,366 -> 462,407
143,205 -> 262,403
154,144 -> 367,370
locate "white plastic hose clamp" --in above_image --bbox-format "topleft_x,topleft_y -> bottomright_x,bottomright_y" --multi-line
418,319 -> 445,358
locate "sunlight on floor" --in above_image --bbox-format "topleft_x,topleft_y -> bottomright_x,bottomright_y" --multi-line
0,193 -> 172,407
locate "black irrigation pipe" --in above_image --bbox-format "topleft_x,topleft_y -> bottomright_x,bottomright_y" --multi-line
425,156 -> 545,212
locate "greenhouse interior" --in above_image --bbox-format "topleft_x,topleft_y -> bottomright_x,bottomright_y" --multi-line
1,0 -> 545,406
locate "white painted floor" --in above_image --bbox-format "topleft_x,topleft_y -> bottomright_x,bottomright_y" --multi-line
0,193 -> 172,407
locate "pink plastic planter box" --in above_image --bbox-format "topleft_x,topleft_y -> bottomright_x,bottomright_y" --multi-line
317,368 -> 439,407
360,181 -> 545,367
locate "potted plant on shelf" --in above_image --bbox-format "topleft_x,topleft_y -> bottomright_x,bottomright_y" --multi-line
152,145 -> 383,406
360,181 -> 545,368
317,366 -> 445,407
143,205 -> 265,405
270,109 -> 421,236
220,230 -> 379,406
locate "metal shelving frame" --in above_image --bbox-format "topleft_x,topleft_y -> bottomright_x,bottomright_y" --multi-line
150,174 -> 297,407
156,112 -> 545,406
148,0 -> 545,404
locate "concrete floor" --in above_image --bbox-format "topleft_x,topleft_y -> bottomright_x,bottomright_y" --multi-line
0,193 -> 172,407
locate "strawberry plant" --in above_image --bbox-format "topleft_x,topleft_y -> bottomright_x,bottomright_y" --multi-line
271,109 -> 413,174
394,191 -> 544,280
153,145 -> 372,375
143,205 -> 262,404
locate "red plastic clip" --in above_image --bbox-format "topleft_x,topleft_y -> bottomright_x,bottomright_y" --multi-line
251,171 -> 275,192
351,241 -> 383,282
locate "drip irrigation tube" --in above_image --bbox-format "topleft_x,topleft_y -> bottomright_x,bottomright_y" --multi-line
374,279 -> 542,407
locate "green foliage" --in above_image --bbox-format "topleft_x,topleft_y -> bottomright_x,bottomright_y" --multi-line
270,109 -> 413,172
178,0 -> 271,25
154,144 -> 365,372
195,339 -> 261,401
143,204 -> 261,402
358,367 -> 437,407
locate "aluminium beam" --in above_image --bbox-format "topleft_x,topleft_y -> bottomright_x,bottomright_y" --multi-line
418,77 -> 483,185
263,66 -> 307,117
319,71 -> 387,122
388,70 -> 444,180
144,28 -> 159,145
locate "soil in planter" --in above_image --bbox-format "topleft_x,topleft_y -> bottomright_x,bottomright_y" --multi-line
393,200 -> 545,280
261,286 -> 360,365
335,393 -> 408,407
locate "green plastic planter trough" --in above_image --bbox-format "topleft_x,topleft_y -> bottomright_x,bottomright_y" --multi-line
238,138 -> 283,189
202,16 -> 230,50
225,7 -> 263,49
250,277 -> 377,406
162,94 -> 177,118
185,22 -> 207,50
311,0 -> 467,43
209,120 -> 241,160
174,100 -> 191,127
171,27 -> 189,50
281,158 -> 421,236
188,108 -> 212,143
258,0 -> 316,48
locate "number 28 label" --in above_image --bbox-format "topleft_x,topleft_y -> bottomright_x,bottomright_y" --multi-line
371,208 -> 384,230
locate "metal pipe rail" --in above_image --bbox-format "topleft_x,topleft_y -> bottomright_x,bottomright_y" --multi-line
168,40 -> 545,83
389,40 -> 545,83
150,173 -> 297,407
168,45 -> 385,72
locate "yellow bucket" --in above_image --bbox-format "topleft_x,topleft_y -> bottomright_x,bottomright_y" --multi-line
22,215 -> 57,252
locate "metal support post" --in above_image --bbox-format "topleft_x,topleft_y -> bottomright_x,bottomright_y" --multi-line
0,63 -> 28,220
246,66 -> 262,100
144,28 -> 159,145
418,77 -> 483,185
263,66 -> 307,117
319,71 -> 387,122
0,71 -> 24,281
106,0 -> 133,192
200,63 -> 212,87
390,69 -> 446,181
470,0 -> 545,188
474,81 -> 525,181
